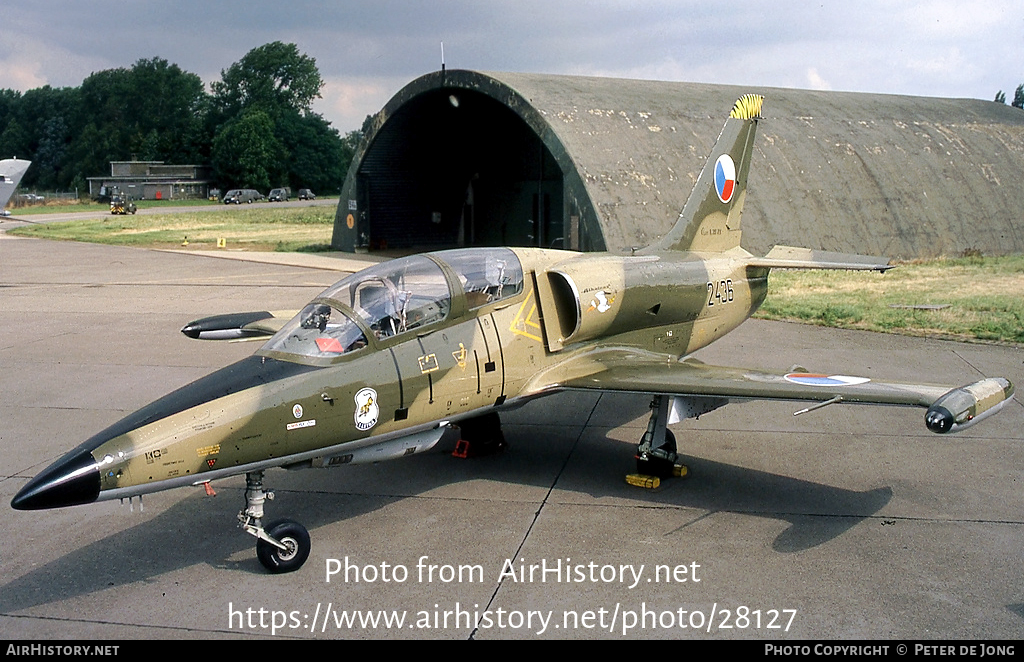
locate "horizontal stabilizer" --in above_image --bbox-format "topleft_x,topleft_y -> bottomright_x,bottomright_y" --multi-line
749,245 -> 893,271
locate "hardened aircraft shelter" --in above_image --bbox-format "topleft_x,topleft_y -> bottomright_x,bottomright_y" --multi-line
333,70 -> 1024,259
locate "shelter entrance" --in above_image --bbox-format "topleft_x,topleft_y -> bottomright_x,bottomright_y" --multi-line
342,87 -> 575,252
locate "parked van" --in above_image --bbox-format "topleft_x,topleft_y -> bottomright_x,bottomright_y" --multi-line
223,189 -> 263,204
268,187 -> 289,202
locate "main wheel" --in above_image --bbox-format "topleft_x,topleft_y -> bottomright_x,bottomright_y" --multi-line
256,520 -> 310,573
637,429 -> 677,477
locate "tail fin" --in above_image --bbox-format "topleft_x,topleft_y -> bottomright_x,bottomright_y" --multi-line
0,159 -> 31,211
648,94 -> 762,253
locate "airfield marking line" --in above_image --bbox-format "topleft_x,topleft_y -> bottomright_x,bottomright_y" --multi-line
0,611 -> 246,639
1,281 -> 326,288
468,396 -> 604,640
950,348 -> 987,378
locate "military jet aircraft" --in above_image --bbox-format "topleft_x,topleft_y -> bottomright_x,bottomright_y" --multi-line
12,96 -> 1014,573
0,158 -> 31,216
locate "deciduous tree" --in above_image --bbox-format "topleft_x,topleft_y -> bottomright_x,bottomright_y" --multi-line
211,42 -> 323,120
211,109 -> 286,191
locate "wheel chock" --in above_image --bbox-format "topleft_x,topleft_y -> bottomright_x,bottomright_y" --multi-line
451,430 -> 507,459
452,439 -> 471,459
673,464 -> 689,478
626,473 -> 660,489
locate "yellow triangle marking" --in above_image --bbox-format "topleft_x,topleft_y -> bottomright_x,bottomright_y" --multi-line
510,290 -> 543,342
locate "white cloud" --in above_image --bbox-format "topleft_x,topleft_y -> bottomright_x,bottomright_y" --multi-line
2,1 -> 1023,127
0,59 -> 47,91
806,68 -> 832,91
317,76 -> 407,132
0,31 -> 110,91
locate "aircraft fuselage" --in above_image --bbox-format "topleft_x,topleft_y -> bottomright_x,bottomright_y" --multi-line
14,246 -> 767,509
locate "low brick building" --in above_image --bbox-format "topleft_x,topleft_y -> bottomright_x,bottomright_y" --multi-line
88,161 -> 212,201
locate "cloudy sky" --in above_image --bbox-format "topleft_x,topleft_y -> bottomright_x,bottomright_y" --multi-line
1,1 -> 1021,132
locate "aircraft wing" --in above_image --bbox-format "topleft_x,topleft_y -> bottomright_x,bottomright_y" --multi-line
529,349 -> 1013,434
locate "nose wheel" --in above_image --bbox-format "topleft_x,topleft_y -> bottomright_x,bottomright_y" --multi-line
256,520 -> 311,573
239,470 -> 311,573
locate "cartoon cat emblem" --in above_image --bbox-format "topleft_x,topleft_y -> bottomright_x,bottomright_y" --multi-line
354,388 -> 379,431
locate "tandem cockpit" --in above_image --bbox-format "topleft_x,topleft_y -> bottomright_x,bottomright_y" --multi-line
259,248 -> 525,363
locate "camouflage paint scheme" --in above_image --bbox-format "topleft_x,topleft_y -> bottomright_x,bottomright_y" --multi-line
13,96 -> 1013,572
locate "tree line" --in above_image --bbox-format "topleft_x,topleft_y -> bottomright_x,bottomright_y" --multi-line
0,42 -> 361,196
994,84 -> 1024,108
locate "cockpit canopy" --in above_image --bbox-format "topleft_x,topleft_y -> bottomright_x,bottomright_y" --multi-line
260,248 -> 524,361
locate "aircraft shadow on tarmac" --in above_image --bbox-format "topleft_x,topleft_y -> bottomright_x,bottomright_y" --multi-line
2,413 -> 893,612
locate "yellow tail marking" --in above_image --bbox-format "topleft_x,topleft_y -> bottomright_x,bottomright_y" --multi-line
729,94 -> 764,120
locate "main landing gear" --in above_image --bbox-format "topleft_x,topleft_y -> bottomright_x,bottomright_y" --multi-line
452,411 -> 507,458
239,470 -> 311,573
632,395 -> 688,485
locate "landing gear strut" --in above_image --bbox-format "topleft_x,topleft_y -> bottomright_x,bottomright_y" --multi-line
635,395 -> 686,479
238,470 -> 310,573
452,411 -> 507,458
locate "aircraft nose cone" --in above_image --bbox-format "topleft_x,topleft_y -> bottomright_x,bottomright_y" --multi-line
11,450 -> 100,510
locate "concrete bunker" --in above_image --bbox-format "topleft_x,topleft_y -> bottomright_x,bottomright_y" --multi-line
334,70 -> 1024,259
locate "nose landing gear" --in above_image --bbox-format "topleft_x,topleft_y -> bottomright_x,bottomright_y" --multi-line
238,470 -> 311,573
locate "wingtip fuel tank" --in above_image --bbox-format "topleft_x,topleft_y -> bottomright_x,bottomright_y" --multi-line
925,378 -> 1015,434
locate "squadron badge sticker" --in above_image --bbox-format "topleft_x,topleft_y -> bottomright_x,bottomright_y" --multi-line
587,290 -> 614,313
354,387 -> 379,431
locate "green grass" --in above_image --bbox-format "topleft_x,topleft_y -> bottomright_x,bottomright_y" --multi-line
9,208 -> 1024,344
7,199 -> 223,215
755,255 -> 1024,345
8,205 -> 337,252
6,195 -> 337,215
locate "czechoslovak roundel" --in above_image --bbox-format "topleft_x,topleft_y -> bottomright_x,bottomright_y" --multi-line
714,154 -> 736,204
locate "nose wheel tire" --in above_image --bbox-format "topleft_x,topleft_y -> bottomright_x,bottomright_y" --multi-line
256,520 -> 311,573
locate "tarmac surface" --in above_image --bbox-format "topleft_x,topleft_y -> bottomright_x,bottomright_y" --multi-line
1,233 -> 1022,640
